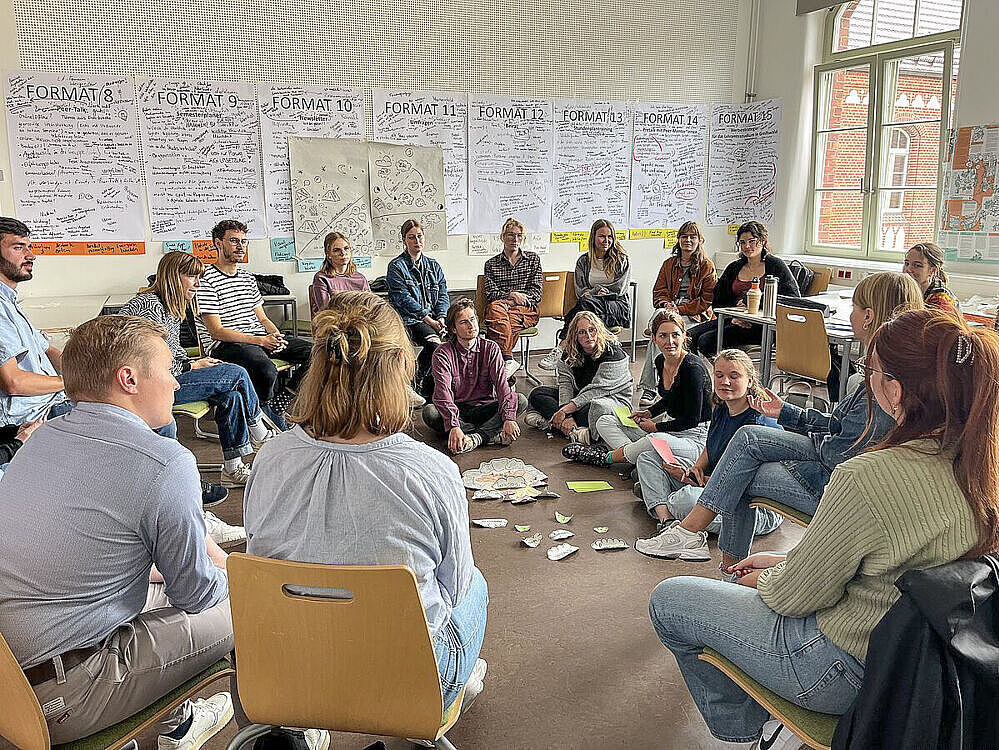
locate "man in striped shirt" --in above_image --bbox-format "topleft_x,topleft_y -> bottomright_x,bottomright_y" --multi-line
196,219 -> 310,427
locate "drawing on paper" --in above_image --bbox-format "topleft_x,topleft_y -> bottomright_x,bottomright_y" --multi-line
368,143 -> 447,255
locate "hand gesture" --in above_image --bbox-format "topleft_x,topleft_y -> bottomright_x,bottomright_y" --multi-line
191,357 -> 221,370
16,418 -> 45,442
748,387 -> 783,418
448,426 -> 468,454
637,416 -> 657,433
683,465 -> 706,487
502,420 -> 521,443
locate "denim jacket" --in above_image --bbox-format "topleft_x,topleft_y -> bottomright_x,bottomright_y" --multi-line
386,251 -> 449,325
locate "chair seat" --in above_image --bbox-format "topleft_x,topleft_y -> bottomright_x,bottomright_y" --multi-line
280,319 -> 312,336
697,648 -> 837,750
56,660 -> 234,750
173,401 -> 211,419
519,327 -> 539,337
184,347 -> 202,358
609,326 -> 623,335
643,327 -> 651,337
272,359 -> 291,372
750,498 -> 813,528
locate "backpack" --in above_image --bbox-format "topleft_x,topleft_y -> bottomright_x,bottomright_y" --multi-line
787,260 -> 815,296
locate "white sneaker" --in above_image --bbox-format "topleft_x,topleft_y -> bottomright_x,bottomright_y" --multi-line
568,426 -> 591,445
538,350 -> 560,371
635,523 -> 710,561
460,658 -> 487,714
523,409 -> 550,430
158,692 -> 234,750
754,720 -> 802,750
503,358 -> 522,379
303,729 -> 330,750
638,388 -> 658,410
454,432 -> 484,455
408,386 -> 427,409
220,463 -> 251,487
250,428 -> 280,451
203,511 -> 246,546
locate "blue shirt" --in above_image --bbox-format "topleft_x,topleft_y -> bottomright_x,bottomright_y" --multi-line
0,402 -> 228,667
0,283 -> 68,423
706,403 -> 780,474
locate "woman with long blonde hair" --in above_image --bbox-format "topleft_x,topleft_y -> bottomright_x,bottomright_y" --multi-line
120,251 -> 278,488
244,291 -> 488,712
309,231 -> 369,316
524,311 -> 633,444
539,218 -> 632,370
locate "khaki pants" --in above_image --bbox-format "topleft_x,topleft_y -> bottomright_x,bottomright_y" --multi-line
31,583 -> 233,744
484,299 -> 540,357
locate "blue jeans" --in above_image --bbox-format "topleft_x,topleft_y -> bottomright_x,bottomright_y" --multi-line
696,425 -> 830,559
649,576 -> 864,743
434,567 -> 488,710
174,363 -> 262,460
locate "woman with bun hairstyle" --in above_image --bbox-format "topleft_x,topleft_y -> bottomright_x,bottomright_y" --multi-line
649,307 -> 999,747
245,290 -> 488,712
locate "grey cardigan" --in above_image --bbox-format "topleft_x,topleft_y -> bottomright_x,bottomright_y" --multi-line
556,343 -> 633,408
574,252 -> 631,299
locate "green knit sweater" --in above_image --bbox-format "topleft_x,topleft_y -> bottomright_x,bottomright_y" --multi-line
757,439 -> 978,663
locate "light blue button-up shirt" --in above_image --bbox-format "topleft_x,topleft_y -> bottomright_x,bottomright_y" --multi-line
0,283 -> 67,424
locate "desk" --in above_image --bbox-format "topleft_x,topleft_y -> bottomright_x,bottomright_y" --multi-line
714,288 -> 858,401
19,294 -> 111,333
102,294 -> 133,314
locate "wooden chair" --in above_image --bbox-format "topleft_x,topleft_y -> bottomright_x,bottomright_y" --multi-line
749,498 -> 814,527
803,265 -> 832,296
0,628 -> 233,750
226,554 -> 468,750
771,304 -> 831,408
697,648 -> 838,750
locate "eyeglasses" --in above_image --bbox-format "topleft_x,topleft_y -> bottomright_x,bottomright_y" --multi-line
855,359 -> 895,381
225,238 -> 249,247
504,232 -> 524,239
736,238 -> 761,248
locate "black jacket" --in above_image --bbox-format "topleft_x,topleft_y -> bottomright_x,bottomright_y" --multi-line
832,556 -> 999,750
713,254 -> 800,309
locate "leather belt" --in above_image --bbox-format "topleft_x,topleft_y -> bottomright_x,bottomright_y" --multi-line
23,646 -> 101,686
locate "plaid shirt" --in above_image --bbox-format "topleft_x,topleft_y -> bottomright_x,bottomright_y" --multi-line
483,251 -> 543,307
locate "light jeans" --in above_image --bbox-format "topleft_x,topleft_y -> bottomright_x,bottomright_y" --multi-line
434,567 -> 489,710
649,576 -> 864,743
696,425 -> 828,560
641,475 -> 783,537
594,417 -> 708,465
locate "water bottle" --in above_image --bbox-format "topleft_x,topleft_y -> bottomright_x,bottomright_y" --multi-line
763,276 -> 778,318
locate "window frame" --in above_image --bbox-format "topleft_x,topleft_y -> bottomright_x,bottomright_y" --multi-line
805,2 -> 963,261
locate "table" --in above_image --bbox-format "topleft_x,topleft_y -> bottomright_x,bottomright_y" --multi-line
19,294 -> 111,333
714,288 -> 858,401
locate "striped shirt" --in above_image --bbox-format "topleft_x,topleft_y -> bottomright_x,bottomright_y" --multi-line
119,292 -> 191,375
196,265 -> 265,354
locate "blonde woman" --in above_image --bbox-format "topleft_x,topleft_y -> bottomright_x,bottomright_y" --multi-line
309,231 -> 369,316
539,218 -> 631,370
524,311 -> 632,444
903,241 -> 959,313
120,252 -> 278,487
244,291 -> 488,712
635,271 -> 923,566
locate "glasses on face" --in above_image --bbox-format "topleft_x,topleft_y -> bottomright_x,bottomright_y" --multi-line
679,234 -> 697,241
737,238 -> 760,248
225,238 -> 249,247
504,232 -> 524,239
855,359 -> 895,381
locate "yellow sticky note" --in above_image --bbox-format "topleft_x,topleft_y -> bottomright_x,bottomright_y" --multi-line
566,481 -> 614,493
615,230 -> 627,240
614,405 -> 639,428
727,223 -> 741,235
663,229 -> 679,247
551,231 -> 588,243
629,228 -> 668,240
579,241 -> 588,253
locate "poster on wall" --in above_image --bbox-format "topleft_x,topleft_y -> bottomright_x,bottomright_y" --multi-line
258,84 -> 363,236
468,95 -> 554,234
629,103 -> 707,230
938,124 -> 999,263
706,98 -> 782,225
552,99 -> 632,232
137,77 -> 266,239
368,142 -> 447,255
4,71 -> 144,242
372,89 -> 468,235
288,137 -> 374,260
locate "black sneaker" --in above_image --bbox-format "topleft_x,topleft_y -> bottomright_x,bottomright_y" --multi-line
561,442 -> 609,466
202,481 -> 229,508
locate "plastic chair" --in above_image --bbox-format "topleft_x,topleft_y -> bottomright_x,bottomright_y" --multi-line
697,648 -> 837,750
226,554 -> 468,750
772,304 -> 832,407
0,628 -> 233,750
749,498 -> 813,527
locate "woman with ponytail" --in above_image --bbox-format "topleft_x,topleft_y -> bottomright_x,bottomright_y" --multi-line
648,308 -> 999,747
244,291 -> 489,711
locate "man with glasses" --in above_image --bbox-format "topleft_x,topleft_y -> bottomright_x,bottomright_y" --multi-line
196,219 -> 310,428
483,218 -> 543,379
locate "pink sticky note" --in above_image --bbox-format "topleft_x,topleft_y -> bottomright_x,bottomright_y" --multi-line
649,436 -> 677,465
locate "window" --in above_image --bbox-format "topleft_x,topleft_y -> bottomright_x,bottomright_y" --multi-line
808,0 -> 963,259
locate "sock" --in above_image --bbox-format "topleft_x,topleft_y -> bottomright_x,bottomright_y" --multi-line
249,417 -> 268,442
503,355 -> 513,361
223,457 -> 243,473
163,715 -> 193,739
605,452 -> 614,465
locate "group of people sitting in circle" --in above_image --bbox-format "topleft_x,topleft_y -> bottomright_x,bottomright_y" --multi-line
0,205 -> 993,750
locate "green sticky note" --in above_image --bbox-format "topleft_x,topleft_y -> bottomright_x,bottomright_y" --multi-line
514,524 -> 531,532
594,526 -> 609,533
554,511 -> 573,523
566,481 -> 613,493
614,406 -> 638,428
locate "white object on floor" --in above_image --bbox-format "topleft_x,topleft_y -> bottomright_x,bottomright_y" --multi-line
220,463 -> 251,488
547,543 -> 579,560
203,511 -> 246,546
635,523 -> 709,561
471,518 -> 508,528
537,350 -> 560,371
503,358 -> 522,379
157,692 -> 234,750
549,529 -> 574,540
568,426 -> 591,445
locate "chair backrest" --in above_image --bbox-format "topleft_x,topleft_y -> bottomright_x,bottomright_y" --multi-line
474,274 -> 487,322
563,271 -> 578,315
804,265 -> 832,296
0,630 -> 50,750
538,271 -> 570,318
307,283 -> 316,315
775,304 -> 832,382
227,554 -> 446,740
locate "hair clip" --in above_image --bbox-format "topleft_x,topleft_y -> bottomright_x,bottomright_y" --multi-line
326,334 -> 345,363
955,334 -> 975,365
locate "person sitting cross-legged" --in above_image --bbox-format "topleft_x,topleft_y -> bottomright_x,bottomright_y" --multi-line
0,315 -> 234,747
422,298 -> 527,455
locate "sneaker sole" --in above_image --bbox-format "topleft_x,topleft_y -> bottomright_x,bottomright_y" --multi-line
635,545 -> 711,561
184,702 -> 234,750
312,731 -> 331,750
220,478 -> 248,488
202,496 -> 227,509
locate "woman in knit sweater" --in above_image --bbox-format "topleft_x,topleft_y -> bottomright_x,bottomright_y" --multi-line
309,231 -> 370,316
523,311 -> 633,444
648,308 -> 998,746
562,309 -> 711,465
